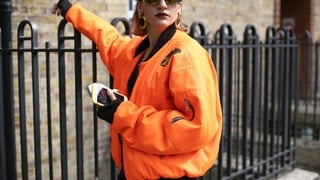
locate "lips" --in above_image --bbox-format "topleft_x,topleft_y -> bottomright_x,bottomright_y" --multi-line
155,12 -> 170,18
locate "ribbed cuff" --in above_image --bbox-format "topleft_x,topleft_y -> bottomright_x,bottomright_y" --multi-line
97,99 -> 122,124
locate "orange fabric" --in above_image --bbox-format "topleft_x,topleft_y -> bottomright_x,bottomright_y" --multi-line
66,4 -> 222,180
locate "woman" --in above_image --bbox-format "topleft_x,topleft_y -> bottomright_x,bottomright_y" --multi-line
52,0 -> 222,179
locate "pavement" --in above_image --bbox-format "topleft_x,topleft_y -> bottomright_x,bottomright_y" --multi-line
277,168 -> 319,180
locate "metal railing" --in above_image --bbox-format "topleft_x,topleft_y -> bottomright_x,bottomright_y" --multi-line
192,23 -> 300,180
0,18 -> 319,180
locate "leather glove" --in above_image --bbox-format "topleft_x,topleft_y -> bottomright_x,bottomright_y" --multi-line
58,0 -> 72,17
97,99 -> 122,124
51,0 -> 72,17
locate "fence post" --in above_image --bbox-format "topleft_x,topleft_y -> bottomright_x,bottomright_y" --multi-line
243,24 -> 260,178
0,0 -> 16,179
215,23 -> 233,179
0,28 -> 6,180
111,17 -> 131,37
189,22 -> 206,45
264,26 -> 278,175
57,19 -> 70,180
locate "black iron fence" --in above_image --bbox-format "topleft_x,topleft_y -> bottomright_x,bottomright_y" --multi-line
0,18 -> 319,180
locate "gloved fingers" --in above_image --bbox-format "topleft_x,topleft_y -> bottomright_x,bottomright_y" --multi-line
51,3 -> 61,16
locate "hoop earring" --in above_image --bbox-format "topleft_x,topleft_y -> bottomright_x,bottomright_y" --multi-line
175,12 -> 181,28
139,14 -> 147,30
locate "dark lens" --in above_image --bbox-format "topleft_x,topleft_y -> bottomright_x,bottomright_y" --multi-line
166,0 -> 181,4
97,88 -> 111,104
143,0 -> 180,5
143,0 -> 159,5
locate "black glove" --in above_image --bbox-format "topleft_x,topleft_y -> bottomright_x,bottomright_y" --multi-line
97,99 -> 122,124
58,0 -> 72,17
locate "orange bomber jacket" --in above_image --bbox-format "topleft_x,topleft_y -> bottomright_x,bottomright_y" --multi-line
66,4 -> 223,180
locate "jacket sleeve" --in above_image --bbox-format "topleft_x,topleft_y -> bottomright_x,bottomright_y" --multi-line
112,45 -> 223,155
64,4 -> 131,75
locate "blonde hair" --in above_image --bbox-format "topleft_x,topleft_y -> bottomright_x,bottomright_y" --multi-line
131,2 -> 187,36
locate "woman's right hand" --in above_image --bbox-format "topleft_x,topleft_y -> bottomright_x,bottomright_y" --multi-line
51,3 -> 61,16
50,0 -> 72,17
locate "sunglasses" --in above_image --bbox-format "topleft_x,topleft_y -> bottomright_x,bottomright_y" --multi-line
140,0 -> 182,5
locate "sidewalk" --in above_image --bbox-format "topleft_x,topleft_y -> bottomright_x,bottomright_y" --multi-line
277,168 -> 319,180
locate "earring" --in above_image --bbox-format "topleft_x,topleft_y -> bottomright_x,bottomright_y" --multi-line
139,13 -> 147,30
175,12 -> 181,28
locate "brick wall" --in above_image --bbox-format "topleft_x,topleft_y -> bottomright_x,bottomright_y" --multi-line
11,0 -> 276,45
11,0 -> 319,43
8,0 -> 318,179
183,0 -> 275,41
313,0 -> 320,41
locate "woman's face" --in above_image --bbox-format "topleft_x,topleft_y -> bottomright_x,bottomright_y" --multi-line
138,0 -> 182,33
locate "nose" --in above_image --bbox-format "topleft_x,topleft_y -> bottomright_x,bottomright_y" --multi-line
158,0 -> 168,9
